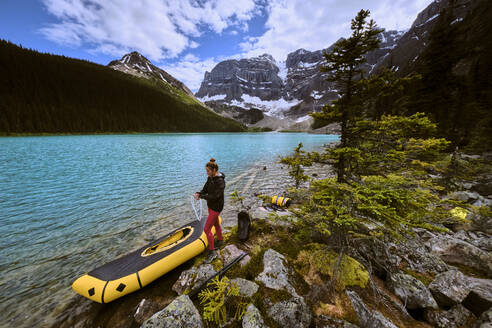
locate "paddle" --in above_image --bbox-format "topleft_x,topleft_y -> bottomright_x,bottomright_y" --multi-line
188,252 -> 247,299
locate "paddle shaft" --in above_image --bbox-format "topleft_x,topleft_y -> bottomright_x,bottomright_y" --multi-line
189,252 -> 247,299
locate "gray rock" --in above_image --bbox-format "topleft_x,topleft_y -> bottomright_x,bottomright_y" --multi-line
141,295 -> 203,328
267,296 -> 312,328
221,244 -> 251,267
471,175 -> 492,196
256,249 -> 297,296
242,304 -> 269,328
386,272 -> 438,309
450,191 -> 480,203
469,212 -> 492,235
346,291 -> 398,328
172,264 -> 216,295
429,270 -> 471,306
315,315 -> 359,327
251,207 -> 270,220
454,230 -> 492,253
134,299 -> 162,326
355,236 -> 449,277
463,277 -> 492,317
231,278 -> 259,298
473,307 -> 492,328
429,270 -> 492,316
424,304 -> 474,328
426,235 -> 492,277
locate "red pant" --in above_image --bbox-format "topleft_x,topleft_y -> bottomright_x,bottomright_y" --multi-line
204,208 -> 223,250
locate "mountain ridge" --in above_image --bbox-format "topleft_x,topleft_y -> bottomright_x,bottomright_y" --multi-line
108,51 -> 194,96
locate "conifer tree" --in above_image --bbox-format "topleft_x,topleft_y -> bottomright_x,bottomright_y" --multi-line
279,142 -> 313,189
312,10 -> 383,182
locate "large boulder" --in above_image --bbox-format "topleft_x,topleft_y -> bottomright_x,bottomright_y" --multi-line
386,272 -> 438,309
315,315 -> 359,328
453,230 -> 492,253
134,299 -> 162,326
429,270 -> 492,317
355,235 -> 449,278
463,277 -> 492,317
172,264 -> 216,295
140,295 -> 203,328
471,174 -> 492,196
256,249 -> 297,296
429,270 -> 470,306
424,304 -> 474,328
231,278 -> 259,298
450,191 -> 480,203
242,304 -> 269,328
426,235 -> 492,277
468,212 -> 492,235
473,307 -> 492,328
220,244 -> 251,267
346,290 -> 398,328
267,296 -> 312,328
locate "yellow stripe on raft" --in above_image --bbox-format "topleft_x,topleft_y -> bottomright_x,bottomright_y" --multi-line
72,217 -> 221,303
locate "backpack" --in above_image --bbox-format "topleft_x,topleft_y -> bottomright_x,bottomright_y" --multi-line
237,211 -> 251,242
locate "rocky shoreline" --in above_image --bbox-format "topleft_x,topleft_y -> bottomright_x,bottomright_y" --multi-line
46,153 -> 491,328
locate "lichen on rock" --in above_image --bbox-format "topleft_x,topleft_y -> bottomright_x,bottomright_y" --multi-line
140,295 -> 203,328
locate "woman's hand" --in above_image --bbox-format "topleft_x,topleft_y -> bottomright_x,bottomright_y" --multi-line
194,193 -> 200,200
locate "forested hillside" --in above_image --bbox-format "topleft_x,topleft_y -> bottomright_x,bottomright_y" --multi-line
0,40 -> 245,134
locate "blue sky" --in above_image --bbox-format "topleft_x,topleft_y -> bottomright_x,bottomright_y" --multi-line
0,0 -> 433,92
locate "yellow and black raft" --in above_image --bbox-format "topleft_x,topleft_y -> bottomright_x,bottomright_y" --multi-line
72,217 -> 220,303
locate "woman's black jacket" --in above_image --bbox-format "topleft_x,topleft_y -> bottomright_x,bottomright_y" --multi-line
198,172 -> 226,212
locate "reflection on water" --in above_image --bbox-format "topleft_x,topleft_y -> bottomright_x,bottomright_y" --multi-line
0,132 -> 338,327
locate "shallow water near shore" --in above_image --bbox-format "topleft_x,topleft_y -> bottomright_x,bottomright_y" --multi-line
0,132 -> 338,328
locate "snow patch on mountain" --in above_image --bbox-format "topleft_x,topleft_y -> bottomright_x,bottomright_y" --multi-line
227,95 -> 302,117
277,60 -> 288,83
198,94 -> 227,102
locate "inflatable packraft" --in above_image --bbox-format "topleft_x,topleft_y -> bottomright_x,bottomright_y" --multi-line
72,216 -> 220,303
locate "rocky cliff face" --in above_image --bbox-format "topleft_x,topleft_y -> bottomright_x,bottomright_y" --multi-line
374,0 -> 483,76
108,52 -> 194,96
196,31 -> 402,121
195,54 -> 283,102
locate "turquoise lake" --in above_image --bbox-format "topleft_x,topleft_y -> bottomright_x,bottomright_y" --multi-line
0,132 -> 338,327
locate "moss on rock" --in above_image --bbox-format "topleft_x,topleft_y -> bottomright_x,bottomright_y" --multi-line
296,244 -> 369,290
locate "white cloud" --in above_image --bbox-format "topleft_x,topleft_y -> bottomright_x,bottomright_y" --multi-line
241,0 -> 434,61
161,57 -> 220,93
40,0 -> 259,61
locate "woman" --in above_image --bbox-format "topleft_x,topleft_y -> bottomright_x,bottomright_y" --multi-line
195,158 -> 225,263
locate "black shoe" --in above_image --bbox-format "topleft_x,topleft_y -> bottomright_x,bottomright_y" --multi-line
204,250 -> 217,264
214,240 -> 224,250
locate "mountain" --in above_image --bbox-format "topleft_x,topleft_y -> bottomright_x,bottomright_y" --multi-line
108,51 -> 194,96
195,53 -> 282,101
0,40 -> 245,134
373,0 -> 482,76
195,30 -> 403,125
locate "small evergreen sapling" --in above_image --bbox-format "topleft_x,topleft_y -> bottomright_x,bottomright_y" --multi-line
279,142 -> 313,189
198,276 -> 247,326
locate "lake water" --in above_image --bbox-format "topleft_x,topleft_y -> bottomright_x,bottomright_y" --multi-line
0,132 -> 338,327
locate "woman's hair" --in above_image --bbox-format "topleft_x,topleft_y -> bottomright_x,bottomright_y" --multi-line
206,158 -> 219,171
